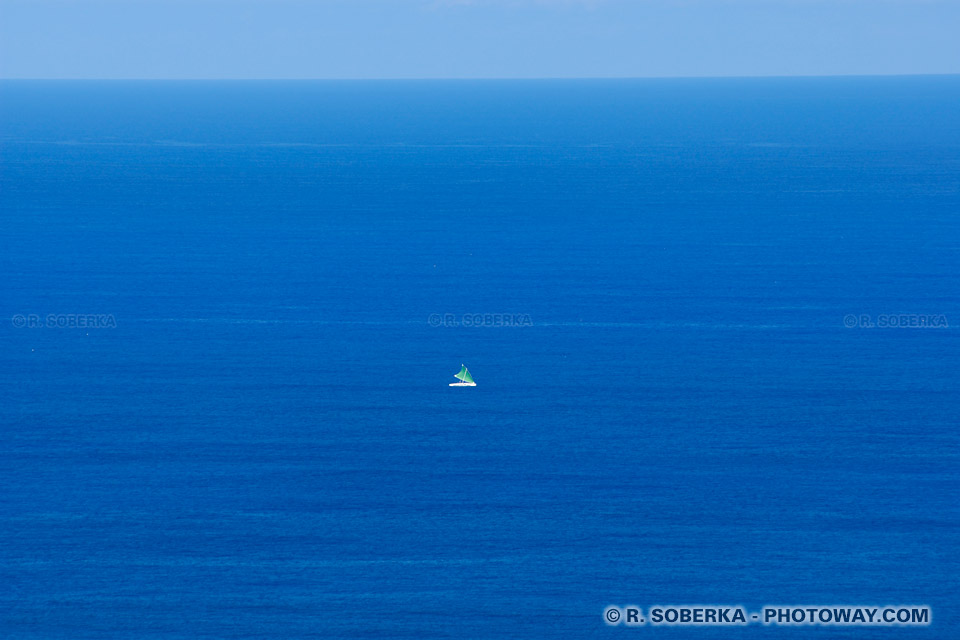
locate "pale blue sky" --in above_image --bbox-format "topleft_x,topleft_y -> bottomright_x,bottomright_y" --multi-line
1,0 -> 958,79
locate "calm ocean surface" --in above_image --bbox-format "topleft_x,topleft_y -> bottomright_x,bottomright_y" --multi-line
1,78 -> 958,638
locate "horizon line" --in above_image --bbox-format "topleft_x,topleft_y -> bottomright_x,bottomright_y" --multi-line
2,72 -> 959,82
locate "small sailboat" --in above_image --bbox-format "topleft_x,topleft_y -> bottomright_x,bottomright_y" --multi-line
449,364 -> 476,387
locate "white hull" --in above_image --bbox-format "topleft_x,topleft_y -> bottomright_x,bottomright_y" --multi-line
449,382 -> 476,387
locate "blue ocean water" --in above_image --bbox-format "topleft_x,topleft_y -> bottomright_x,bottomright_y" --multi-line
1,78 -> 958,639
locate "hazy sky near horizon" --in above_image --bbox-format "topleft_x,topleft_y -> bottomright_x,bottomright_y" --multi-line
1,0 -> 958,79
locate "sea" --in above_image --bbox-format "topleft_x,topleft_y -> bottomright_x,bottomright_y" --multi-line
1,77 -> 958,639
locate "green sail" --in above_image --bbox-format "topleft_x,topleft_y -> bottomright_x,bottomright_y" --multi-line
455,365 -> 475,383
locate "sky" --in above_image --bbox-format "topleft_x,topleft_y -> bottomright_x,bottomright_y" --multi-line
1,0 -> 958,79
